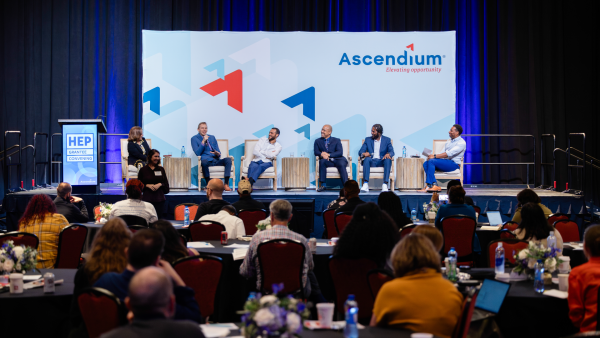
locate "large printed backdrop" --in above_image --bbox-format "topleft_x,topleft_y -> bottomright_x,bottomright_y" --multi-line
142,31 -> 456,187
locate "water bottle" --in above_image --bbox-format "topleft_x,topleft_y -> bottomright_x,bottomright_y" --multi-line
402,146 -> 406,158
181,146 -> 185,157
344,295 -> 359,338
547,231 -> 557,251
495,242 -> 505,274
184,206 -> 190,226
448,247 -> 458,282
534,259 -> 545,293
411,208 -> 417,222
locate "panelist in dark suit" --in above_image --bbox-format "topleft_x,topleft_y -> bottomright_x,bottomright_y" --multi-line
191,122 -> 232,192
358,124 -> 394,193
314,125 -> 348,192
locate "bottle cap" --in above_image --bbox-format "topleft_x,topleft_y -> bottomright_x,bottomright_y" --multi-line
537,259 -> 543,263
451,247 -> 455,250
549,231 -> 554,235
348,294 -> 355,300
497,242 -> 503,247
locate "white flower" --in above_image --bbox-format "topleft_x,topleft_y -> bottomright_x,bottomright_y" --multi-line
286,312 -> 301,332
517,249 -> 529,260
3,259 -> 14,272
254,308 -> 275,327
15,263 -> 21,272
545,258 -> 556,273
259,295 -> 278,306
13,246 -> 24,259
527,258 -> 536,269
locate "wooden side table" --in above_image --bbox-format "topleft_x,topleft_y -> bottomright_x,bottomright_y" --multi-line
396,157 -> 425,190
281,157 -> 309,191
163,156 -> 191,191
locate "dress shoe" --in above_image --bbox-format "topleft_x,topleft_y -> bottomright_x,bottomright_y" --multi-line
224,185 -> 232,192
317,186 -> 326,192
427,185 -> 442,192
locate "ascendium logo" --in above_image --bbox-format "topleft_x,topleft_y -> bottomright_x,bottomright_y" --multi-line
338,43 -> 442,66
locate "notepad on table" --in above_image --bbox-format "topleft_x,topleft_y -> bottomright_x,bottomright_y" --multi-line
233,248 -> 248,261
187,242 -> 215,249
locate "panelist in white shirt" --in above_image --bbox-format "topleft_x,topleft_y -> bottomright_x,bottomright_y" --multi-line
419,124 -> 466,192
246,128 -> 282,186
198,205 -> 246,239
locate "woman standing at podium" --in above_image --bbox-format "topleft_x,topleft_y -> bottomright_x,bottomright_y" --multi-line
138,149 -> 170,219
127,126 -> 151,170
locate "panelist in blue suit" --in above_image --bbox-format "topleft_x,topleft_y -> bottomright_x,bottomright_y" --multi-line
314,125 -> 348,192
358,124 -> 394,192
191,122 -> 232,192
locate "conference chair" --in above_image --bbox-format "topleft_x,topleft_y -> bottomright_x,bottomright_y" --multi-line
127,225 -> 147,233
238,209 -> 267,236
440,215 -> 477,267
334,211 -> 353,235
452,288 -> 479,338
472,205 -> 481,216
257,239 -> 305,296
399,224 -> 417,239
54,224 -> 88,269
0,232 -> 39,249
322,209 -> 338,239
432,139 -> 464,187
315,139 -> 353,190
240,139 -> 278,191
189,221 -> 226,241
179,233 -> 188,246
500,221 -> 519,239
358,139 -> 395,191
118,215 -> 149,227
554,220 -> 581,242
366,268 -> 393,300
548,213 -> 569,227
78,287 -> 127,338
173,254 -> 223,319
120,138 -> 151,191
487,239 -> 529,268
197,139 -> 236,191
174,203 -> 199,221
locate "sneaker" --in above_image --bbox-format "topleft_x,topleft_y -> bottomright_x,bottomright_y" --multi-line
361,182 -> 369,192
381,183 -> 389,192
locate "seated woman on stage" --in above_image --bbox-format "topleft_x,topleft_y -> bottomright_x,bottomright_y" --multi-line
334,203 -> 399,269
19,194 -> 70,269
371,234 -> 463,338
150,220 -> 198,264
138,149 -> 170,219
511,188 -> 552,223
378,191 -> 412,228
110,179 -> 158,224
514,202 -> 563,251
127,126 -> 151,172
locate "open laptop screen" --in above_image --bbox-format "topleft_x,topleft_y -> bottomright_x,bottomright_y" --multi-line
475,279 -> 511,314
486,211 -> 503,227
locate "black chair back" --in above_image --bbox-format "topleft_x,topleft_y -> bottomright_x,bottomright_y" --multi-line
118,215 -> 149,227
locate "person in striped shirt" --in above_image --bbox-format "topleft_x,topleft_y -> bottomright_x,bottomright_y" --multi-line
110,179 -> 158,224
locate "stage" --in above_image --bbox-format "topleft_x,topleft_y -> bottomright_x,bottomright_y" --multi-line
2,184 -> 589,237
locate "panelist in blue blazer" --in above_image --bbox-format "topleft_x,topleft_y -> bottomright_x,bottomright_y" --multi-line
314,124 -> 348,192
358,124 -> 394,193
191,122 -> 232,192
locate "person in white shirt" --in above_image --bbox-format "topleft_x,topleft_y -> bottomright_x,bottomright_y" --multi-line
110,179 -> 158,224
198,205 -> 246,239
246,128 -> 282,186
419,124 -> 466,192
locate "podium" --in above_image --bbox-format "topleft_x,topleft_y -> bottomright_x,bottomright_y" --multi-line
57,119 -> 107,194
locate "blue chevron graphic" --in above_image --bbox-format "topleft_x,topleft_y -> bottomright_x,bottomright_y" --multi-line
253,124 -> 275,138
295,124 -> 311,140
143,87 -> 160,115
204,59 -> 225,80
281,87 -> 315,121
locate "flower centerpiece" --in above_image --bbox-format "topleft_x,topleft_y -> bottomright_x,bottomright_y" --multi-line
256,217 -> 272,232
0,240 -> 37,274
513,240 -> 562,277
95,202 -> 113,223
239,283 -> 310,338
423,201 -> 440,222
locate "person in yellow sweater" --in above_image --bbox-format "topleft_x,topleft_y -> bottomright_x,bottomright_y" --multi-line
371,233 -> 463,338
511,188 -> 552,223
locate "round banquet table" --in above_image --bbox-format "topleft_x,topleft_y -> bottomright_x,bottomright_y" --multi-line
192,239 -> 335,322
223,325 -> 442,337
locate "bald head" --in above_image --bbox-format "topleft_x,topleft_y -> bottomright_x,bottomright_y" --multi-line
321,125 -> 332,139
127,266 -> 174,318
57,182 -> 72,199
207,178 -> 224,200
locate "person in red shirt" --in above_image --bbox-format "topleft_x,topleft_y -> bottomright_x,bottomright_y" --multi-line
568,224 -> 600,331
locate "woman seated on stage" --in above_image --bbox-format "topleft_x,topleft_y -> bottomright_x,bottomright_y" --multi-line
150,220 -> 198,264
514,202 -> 563,251
19,194 -> 70,269
127,126 -> 151,172
138,149 -> 170,219
334,202 -> 399,269
378,191 -> 412,228
512,188 -> 552,223
371,234 -> 463,338
109,179 -> 158,224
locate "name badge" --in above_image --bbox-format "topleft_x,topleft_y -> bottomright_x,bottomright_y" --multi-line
154,171 -> 162,176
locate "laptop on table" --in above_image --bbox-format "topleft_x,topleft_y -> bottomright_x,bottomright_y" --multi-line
478,210 -> 504,230
471,278 -> 511,321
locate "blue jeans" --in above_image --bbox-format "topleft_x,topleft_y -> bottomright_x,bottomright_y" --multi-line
423,159 -> 459,185
201,157 -> 232,182
362,157 -> 392,183
248,160 -> 272,184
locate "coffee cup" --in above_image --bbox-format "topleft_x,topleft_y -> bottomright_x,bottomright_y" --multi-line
316,303 -> 335,328
558,274 -> 569,292
9,273 -> 24,294
558,256 -> 571,274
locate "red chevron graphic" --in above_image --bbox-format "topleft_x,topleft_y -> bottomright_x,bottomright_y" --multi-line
200,69 -> 243,113
406,43 -> 414,51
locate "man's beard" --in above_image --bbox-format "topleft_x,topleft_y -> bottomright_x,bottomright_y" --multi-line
269,136 -> 275,141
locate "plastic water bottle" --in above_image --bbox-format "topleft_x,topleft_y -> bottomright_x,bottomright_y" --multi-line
181,146 -> 185,157
344,295 -> 359,338
534,259 -> 545,293
402,146 -> 406,158
184,206 -> 190,226
495,242 -> 505,274
448,247 -> 458,282
547,231 -> 557,251
411,208 -> 417,222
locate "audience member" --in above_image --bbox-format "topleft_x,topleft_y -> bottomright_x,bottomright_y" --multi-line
232,179 -> 265,212
412,225 -> 444,251
378,191 -> 412,228
512,188 -> 552,223
94,229 -> 201,323
110,179 -> 158,224
101,267 -> 205,338
336,180 -> 365,214
334,203 -> 398,269
138,149 -> 170,219
327,189 -> 347,210
54,182 -> 89,223
371,234 -> 463,338
445,179 -> 474,206
568,224 -> 600,332
198,205 -> 246,239
434,186 -> 477,230
193,179 -> 231,221
19,194 -> 69,268
150,220 -> 199,264
127,126 -> 151,169
514,202 -> 563,251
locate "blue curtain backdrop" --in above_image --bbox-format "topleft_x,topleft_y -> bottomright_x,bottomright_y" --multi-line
1,0 -> 599,201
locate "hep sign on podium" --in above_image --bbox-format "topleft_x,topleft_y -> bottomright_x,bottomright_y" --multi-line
66,134 -> 94,162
